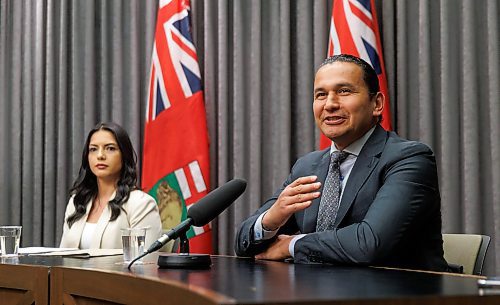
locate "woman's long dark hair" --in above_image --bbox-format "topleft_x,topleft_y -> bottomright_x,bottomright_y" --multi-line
66,122 -> 138,228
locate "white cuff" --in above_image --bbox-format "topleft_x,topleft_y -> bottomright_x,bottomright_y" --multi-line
254,212 -> 279,241
288,234 -> 306,258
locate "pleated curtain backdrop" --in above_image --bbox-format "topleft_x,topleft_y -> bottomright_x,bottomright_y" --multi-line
382,0 -> 500,275
0,0 -> 498,275
0,0 -> 157,246
194,0 -> 332,257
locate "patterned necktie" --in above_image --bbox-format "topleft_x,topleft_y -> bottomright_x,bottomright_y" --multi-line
316,151 -> 349,232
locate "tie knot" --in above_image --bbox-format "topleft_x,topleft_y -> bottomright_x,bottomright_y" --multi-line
331,151 -> 349,164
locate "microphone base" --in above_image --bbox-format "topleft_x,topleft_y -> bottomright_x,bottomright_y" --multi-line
157,253 -> 211,269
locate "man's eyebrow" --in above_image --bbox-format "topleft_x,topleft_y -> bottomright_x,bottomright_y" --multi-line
314,83 -> 355,92
335,82 -> 355,88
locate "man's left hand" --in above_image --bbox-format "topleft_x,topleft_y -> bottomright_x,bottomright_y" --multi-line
255,234 -> 293,261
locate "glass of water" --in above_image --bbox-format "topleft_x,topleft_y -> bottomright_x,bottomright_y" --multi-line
120,227 -> 147,263
0,226 -> 22,257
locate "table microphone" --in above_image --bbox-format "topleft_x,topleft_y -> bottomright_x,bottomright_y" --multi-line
127,178 -> 247,269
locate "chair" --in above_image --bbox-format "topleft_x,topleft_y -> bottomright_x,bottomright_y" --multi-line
442,233 -> 490,275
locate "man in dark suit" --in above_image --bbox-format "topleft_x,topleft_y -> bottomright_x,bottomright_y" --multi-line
235,54 -> 449,272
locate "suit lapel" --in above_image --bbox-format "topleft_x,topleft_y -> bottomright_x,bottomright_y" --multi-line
91,206 -> 111,248
303,149 -> 330,233
64,201 -> 91,248
334,125 -> 387,227
90,191 -> 116,248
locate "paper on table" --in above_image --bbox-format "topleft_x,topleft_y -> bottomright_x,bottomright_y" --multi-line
19,247 -> 78,254
39,248 -> 123,258
478,277 -> 500,288
19,247 -> 123,258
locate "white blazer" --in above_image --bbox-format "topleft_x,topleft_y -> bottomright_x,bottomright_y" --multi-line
60,190 -> 162,249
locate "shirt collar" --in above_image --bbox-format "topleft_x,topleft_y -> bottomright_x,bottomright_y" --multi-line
330,126 -> 376,157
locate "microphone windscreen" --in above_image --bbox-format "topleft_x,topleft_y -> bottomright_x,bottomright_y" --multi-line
187,178 -> 247,226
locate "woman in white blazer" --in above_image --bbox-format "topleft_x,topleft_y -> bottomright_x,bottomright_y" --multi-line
60,122 -> 162,249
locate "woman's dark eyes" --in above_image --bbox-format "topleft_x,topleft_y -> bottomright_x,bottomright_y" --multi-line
88,146 -> 117,152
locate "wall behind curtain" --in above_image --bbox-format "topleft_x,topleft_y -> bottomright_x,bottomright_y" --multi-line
0,0 -> 498,275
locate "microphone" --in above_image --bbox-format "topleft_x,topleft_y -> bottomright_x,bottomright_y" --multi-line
145,178 -> 247,254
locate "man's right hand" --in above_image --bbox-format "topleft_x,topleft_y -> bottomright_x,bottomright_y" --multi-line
262,176 -> 321,231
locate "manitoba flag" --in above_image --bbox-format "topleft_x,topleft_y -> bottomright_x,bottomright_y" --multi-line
142,0 -> 211,253
320,0 -> 392,149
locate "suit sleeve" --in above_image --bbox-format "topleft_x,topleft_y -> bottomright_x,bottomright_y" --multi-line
127,191 -> 163,249
59,197 -> 76,248
235,165 -> 302,257
293,142 -> 440,265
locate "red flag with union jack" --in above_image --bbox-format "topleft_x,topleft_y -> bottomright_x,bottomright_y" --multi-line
320,0 -> 392,149
142,0 -> 211,253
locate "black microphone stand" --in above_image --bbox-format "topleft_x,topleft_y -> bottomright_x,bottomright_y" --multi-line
157,231 -> 211,269
178,231 -> 190,253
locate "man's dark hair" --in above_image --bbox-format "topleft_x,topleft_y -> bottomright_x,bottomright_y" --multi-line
319,54 -> 380,97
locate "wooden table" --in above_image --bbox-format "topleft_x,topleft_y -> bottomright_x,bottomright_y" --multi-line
0,257 -> 49,305
1,254 -> 499,305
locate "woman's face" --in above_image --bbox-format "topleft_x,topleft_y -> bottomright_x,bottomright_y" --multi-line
88,129 -> 123,184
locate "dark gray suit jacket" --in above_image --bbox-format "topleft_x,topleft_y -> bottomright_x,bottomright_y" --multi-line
235,125 -> 449,272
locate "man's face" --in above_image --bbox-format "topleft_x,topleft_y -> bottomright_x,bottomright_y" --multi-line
313,61 -> 383,150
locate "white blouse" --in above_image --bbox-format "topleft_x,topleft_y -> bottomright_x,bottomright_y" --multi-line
79,222 -> 97,249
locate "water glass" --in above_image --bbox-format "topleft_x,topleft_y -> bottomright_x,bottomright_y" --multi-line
0,226 -> 22,257
121,227 -> 147,263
